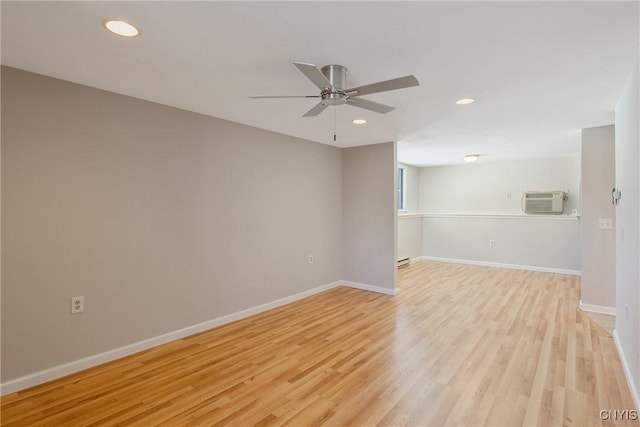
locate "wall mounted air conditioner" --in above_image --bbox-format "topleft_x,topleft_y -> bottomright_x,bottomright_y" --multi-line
522,191 -> 567,214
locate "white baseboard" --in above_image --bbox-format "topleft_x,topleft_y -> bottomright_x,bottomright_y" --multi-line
613,329 -> 640,411
342,281 -> 397,296
579,300 -> 616,316
0,281 -> 342,396
417,256 -> 581,276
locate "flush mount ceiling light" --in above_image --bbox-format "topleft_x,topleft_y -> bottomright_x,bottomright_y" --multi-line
352,119 -> 367,125
463,154 -> 479,163
103,20 -> 139,37
456,98 -> 475,105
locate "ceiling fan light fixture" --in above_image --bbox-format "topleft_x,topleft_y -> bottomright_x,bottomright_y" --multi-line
352,119 -> 367,125
103,20 -> 139,37
463,154 -> 479,163
456,98 -> 475,105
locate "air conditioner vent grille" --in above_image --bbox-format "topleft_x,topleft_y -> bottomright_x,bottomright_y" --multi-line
523,191 -> 567,214
526,192 -> 555,199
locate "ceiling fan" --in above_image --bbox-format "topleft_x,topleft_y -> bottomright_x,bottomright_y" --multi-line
250,62 -> 420,117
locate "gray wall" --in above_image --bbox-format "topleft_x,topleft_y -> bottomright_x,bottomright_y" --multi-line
1,67 -> 346,382
581,126 -> 616,309
342,143 -> 397,291
614,58 -> 639,406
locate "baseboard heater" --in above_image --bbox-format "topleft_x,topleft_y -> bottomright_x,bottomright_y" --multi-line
397,257 -> 410,268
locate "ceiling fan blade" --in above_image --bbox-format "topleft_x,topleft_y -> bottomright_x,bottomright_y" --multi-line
346,98 -> 395,114
294,62 -> 334,91
303,102 -> 329,117
249,95 -> 320,99
347,75 -> 419,97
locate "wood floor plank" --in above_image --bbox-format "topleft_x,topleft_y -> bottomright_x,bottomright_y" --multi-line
1,261 -> 637,426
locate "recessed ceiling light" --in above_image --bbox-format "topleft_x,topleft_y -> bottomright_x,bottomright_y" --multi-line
352,119 -> 367,125
103,20 -> 139,37
456,98 -> 475,105
463,154 -> 479,163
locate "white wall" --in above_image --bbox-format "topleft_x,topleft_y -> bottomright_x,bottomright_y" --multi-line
414,157 -> 581,272
614,58 -> 639,408
343,143 -> 397,293
397,162 -> 423,261
418,157 -> 580,214
398,162 -> 419,214
1,67 -> 344,383
397,215 -> 422,261
581,126 -> 616,310
421,215 -> 580,272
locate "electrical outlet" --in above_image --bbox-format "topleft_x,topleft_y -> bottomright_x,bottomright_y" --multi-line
598,218 -> 613,229
625,304 -> 629,321
506,192 -> 512,200
489,240 -> 495,247
71,296 -> 84,314
308,255 -> 314,264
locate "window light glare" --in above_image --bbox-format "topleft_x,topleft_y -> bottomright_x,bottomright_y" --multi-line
104,20 -> 139,37
456,98 -> 475,105
352,119 -> 367,125
463,154 -> 479,163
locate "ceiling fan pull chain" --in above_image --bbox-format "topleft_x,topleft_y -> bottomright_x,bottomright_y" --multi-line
333,106 -> 337,142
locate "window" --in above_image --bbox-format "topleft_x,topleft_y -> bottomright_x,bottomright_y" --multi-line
397,167 -> 406,210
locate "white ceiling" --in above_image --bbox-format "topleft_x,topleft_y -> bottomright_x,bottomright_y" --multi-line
2,1 -> 638,166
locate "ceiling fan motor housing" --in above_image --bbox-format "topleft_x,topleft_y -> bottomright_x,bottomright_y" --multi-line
320,64 -> 348,105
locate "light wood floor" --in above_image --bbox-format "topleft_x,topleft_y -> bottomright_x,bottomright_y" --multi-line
1,261 -> 636,426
